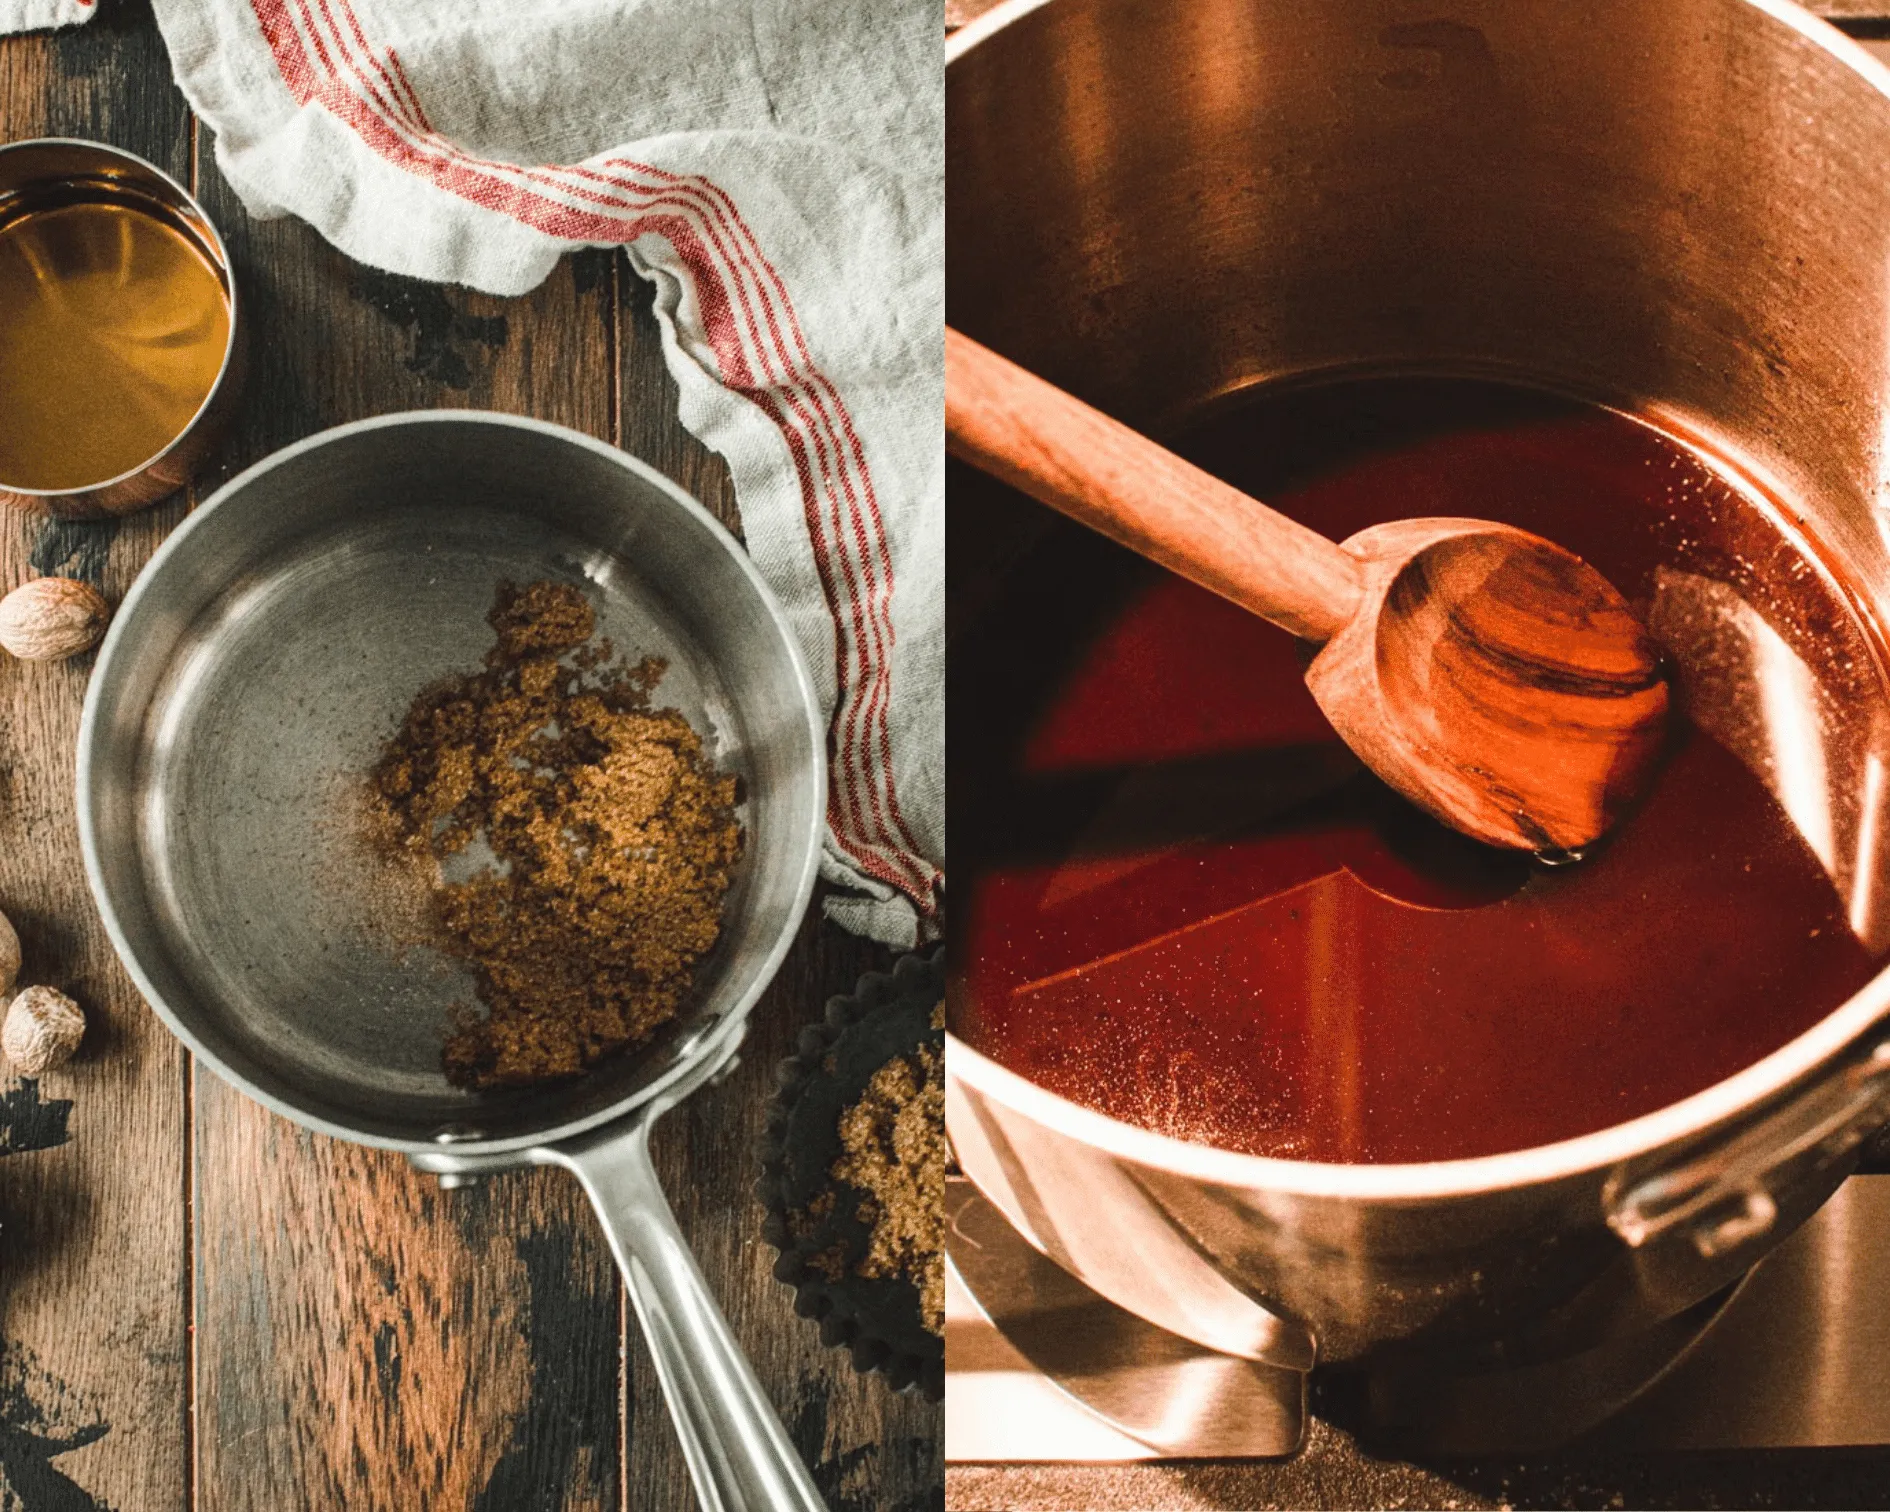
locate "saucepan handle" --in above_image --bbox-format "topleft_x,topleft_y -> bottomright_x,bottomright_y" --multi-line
546,1118 -> 827,1512
1606,1037 -> 1890,1258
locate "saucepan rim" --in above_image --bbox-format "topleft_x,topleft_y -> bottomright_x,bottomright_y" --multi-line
944,0 -> 1890,1202
947,982 -> 1890,1200
76,409 -> 826,1158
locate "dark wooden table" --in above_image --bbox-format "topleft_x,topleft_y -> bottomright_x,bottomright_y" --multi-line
0,6 -> 943,1507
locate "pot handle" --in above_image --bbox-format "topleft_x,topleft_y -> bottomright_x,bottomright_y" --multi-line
544,1115 -> 827,1512
1606,1037 -> 1890,1258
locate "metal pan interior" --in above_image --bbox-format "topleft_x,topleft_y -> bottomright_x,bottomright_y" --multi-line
80,414 -> 824,1151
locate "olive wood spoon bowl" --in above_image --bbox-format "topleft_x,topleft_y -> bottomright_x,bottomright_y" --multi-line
944,328 -> 1670,854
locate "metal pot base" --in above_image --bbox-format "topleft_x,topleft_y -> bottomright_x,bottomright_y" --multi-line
945,1175 -> 1890,1460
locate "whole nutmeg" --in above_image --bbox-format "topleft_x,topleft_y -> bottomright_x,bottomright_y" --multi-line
0,910 -> 17,998
0,577 -> 111,661
3,986 -> 85,1076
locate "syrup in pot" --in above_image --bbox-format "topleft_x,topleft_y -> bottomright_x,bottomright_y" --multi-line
0,194 -> 230,492
952,377 -> 1890,1164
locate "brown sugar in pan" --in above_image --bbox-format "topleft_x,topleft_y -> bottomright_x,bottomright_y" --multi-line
367,579 -> 744,1090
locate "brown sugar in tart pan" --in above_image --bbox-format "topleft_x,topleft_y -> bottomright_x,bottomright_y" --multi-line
757,947 -> 944,1400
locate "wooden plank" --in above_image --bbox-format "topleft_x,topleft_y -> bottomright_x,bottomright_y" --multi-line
185,157 -> 626,1505
195,1118 -> 621,1511
616,272 -> 947,1511
943,0 -> 1009,31
0,9 -> 193,1510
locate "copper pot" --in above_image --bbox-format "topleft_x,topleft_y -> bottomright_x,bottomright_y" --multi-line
0,138 -> 241,519
946,0 -> 1890,1368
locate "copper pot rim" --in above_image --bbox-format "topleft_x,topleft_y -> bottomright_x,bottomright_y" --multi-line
0,136 -> 241,505
944,0 -> 1890,1203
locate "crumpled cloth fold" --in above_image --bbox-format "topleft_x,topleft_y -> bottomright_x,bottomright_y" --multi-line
1,0 -> 944,945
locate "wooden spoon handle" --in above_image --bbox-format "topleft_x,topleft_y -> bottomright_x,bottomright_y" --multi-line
945,327 -> 1364,642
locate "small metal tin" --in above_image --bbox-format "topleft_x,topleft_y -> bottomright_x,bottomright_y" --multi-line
0,137 -> 241,520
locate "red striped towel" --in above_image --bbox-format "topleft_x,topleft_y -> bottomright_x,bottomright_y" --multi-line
3,0 -> 943,946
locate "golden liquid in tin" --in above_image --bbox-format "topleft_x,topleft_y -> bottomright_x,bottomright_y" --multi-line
0,197 -> 230,492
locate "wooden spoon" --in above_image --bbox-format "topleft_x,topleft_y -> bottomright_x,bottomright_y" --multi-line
945,328 -> 1670,854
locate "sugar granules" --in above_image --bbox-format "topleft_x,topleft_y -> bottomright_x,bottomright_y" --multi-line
367,580 -> 743,1089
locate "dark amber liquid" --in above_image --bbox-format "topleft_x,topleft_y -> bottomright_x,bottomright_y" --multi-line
952,378 -> 1890,1163
0,197 -> 229,491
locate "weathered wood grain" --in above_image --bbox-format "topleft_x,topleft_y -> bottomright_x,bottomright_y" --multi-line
0,9 -> 192,1509
616,272 -> 946,1512
195,1116 -> 619,1512
185,178 -> 624,1509
942,0 -> 1008,32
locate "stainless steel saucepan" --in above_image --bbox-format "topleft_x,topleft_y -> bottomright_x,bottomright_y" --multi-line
79,412 -> 828,1512
948,0 -> 1890,1372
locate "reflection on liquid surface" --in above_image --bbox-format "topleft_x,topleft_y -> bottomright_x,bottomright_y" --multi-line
953,379 -> 1890,1163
